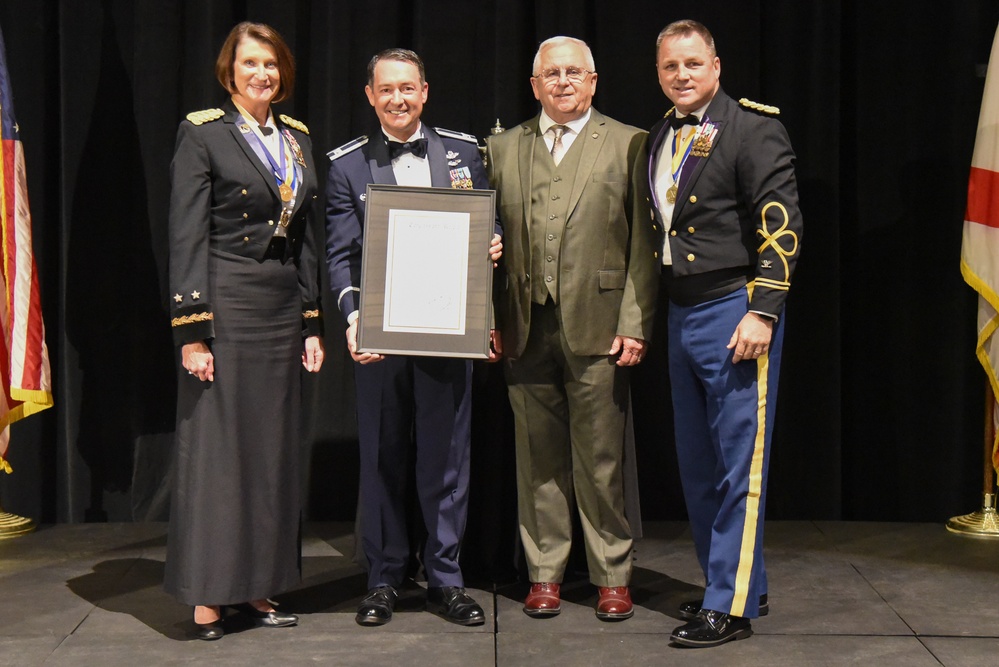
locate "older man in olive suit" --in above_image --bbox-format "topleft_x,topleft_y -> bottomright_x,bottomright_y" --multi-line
487,36 -> 659,621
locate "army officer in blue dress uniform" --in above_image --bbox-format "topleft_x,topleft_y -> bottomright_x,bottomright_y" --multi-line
164,21 -> 324,640
325,48 -> 501,627
648,20 -> 803,648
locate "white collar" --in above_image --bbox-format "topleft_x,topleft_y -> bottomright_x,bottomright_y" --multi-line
381,122 -> 424,144
539,109 -> 591,135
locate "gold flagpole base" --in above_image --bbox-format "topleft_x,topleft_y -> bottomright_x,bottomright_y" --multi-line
947,493 -> 999,537
0,501 -> 36,539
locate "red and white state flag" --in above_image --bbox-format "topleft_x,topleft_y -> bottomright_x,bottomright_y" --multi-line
0,27 -> 53,473
961,25 -> 999,470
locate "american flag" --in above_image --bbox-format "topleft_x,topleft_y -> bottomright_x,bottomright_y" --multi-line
0,26 -> 53,474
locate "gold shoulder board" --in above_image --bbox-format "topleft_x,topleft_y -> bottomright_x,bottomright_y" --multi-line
279,114 -> 309,134
738,98 -> 780,116
185,108 -> 225,125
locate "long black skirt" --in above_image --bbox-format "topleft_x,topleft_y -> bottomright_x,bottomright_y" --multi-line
164,248 -> 302,606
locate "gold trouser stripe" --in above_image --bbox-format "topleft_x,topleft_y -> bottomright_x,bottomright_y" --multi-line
730,353 -> 769,617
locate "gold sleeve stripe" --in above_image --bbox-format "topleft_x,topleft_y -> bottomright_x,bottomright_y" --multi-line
303,310 -> 320,319
754,278 -> 790,291
171,312 -> 214,327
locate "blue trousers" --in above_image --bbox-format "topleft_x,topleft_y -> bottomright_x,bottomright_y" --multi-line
668,286 -> 784,618
354,355 -> 472,589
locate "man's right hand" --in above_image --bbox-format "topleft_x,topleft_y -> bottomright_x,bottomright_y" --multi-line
347,319 -> 385,364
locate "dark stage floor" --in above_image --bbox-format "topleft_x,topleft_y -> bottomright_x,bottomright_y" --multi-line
2,521 -> 999,666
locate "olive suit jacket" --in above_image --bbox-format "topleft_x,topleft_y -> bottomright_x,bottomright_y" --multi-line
486,108 -> 659,358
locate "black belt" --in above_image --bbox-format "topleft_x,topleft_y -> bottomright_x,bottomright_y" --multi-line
662,266 -> 750,307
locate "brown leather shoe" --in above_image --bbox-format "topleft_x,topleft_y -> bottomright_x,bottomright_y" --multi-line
596,586 -> 634,620
523,582 -> 561,617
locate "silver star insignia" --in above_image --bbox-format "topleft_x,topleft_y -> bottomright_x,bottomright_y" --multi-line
173,293 -> 183,303
191,290 -> 201,300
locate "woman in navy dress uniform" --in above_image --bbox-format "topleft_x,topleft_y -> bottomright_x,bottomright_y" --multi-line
163,22 -> 324,640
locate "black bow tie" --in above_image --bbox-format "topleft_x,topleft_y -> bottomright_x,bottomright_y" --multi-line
387,137 -> 428,159
668,113 -> 701,131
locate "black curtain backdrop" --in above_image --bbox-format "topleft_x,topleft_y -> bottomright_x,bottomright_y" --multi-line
1,1 -> 997,552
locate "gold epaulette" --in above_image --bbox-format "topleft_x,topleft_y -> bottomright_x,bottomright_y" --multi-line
185,108 -> 225,125
280,114 -> 309,134
739,98 -> 780,116
435,127 -> 478,143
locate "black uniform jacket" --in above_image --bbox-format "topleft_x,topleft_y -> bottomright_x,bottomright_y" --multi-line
648,89 -> 803,316
168,100 -> 322,345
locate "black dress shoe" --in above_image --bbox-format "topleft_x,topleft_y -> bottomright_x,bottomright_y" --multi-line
228,603 -> 298,627
195,619 -> 224,641
426,586 -> 485,626
678,593 -> 768,620
670,609 -> 753,648
356,586 -> 398,626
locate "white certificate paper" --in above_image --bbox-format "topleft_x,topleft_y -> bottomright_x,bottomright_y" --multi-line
383,209 -> 470,334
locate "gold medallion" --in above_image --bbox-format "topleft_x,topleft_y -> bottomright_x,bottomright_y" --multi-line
666,184 -> 678,204
279,183 -> 293,202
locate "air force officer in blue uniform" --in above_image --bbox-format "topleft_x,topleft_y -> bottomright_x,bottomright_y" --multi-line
649,20 -> 802,648
324,48 -> 501,628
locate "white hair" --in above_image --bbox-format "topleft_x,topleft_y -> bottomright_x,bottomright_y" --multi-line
532,36 -> 595,75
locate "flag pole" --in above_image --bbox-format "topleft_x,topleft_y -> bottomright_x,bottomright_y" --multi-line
947,379 -> 999,537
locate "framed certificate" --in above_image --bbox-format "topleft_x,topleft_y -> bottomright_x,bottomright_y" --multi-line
357,184 -> 496,358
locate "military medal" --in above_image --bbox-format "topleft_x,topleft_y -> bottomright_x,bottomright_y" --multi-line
666,184 -> 678,204
691,122 -> 717,158
279,183 -> 293,202
449,166 -> 474,189
283,129 -> 307,167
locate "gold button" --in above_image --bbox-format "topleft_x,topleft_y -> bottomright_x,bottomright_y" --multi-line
652,225 -> 658,231
689,195 -> 697,203
688,227 -> 695,234
269,220 -> 275,226
243,213 -> 248,219
243,236 -> 249,242
686,253 -> 695,262
654,251 -> 659,258
241,189 -> 247,195
670,230 -> 677,237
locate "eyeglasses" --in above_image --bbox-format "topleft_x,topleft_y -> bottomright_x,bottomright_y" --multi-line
533,66 -> 594,84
